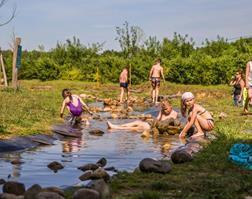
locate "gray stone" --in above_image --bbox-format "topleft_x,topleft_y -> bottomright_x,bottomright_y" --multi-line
96,158 -> 107,167
171,149 -> 193,164
3,181 -> 26,196
24,184 -> 42,199
79,171 -> 93,181
0,193 -> 24,199
78,164 -> 99,172
41,187 -> 64,197
139,158 -> 172,174
91,168 -> 110,182
35,192 -> 64,199
73,188 -> 99,199
87,179 -> 110,199
47,161 -> 64,172
88,129 -> 104,136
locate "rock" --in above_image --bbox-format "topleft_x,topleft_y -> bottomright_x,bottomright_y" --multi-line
0,193 -> 24,199
104,167 -> 117,172
78,163 -> 99,172
24,184 -> 42,199
171,149 -> 193,164
0,178 -> 6,185
88,129 -> 104,136
91,168 -> 110,182
73,188 -> 100,199
36,192 -> 64,199
3,181 -> 26,195
41,187 -> 64,197
30,134 -> 56,145
96,158 -> 107,167
87,179 -> 110,199
139,158 -> 172,174
47,161 -> 64,172
11,159 -> 24,165
103,106 -> 111,112
79,170 -> 93,181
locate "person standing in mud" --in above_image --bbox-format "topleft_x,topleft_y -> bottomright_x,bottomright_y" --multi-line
244,61 -> 252,113
119,66 -> 129,103
149,58 -> 165,104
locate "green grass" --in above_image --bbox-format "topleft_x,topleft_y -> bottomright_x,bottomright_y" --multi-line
0,80 -> 252,198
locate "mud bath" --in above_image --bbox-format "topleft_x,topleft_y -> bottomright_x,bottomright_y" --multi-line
0,103 -> 183,190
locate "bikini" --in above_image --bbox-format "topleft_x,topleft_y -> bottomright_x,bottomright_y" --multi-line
67,97 -> 83,116
189,107 -> 214,128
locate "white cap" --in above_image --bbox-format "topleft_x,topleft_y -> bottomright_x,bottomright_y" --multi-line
182,92 -> 194,102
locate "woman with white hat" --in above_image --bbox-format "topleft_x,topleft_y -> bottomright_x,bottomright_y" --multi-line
179,92 -> 214,138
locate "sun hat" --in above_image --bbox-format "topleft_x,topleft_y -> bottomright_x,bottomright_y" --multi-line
181,92 -> 194,102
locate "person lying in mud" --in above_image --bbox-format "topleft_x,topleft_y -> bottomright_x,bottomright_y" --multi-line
107,100 -> 178,132
179,92 -> 214,139
60,88 -> 92,126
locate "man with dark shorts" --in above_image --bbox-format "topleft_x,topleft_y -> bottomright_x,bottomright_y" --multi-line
119,67 -> 129,103
149,58 -> 165,104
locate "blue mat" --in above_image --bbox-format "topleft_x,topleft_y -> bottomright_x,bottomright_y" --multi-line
229,143 -> 252,170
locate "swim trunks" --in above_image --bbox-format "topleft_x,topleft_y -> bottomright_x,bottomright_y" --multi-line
151,77 -> 160,88
120,82 -> 128,88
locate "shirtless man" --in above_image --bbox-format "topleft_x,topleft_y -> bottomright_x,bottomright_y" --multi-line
119,67 -> 129,103
149,58 -> 165,104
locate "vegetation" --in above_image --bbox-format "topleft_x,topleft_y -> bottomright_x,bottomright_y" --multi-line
1,22 -> 252,85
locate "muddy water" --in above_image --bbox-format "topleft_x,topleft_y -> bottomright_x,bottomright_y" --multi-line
0,103 -> 183,189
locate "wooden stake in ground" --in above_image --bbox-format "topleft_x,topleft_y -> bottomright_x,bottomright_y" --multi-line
12,37 -> 21,89
0,54 -> 8,87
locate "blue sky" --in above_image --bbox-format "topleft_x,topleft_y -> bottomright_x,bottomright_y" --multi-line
0,0 -> 252,51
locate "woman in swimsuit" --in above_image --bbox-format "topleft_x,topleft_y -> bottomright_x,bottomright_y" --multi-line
230,70 -> 245,106
107,100 -> 178,132
60,89 -> 92,125
179,92 -> 214,139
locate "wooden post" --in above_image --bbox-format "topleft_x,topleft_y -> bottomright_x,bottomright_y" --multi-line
0,54 -> 8,87
129,63 -> 132,87
12,37 -> 21,89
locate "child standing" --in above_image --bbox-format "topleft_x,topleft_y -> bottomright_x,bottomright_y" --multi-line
179,92 -> 214,139
119,67 -> 129,103
229,70 -> 245,106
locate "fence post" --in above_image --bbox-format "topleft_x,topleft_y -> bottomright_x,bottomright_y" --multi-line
0,54 -> 8,87
12,37 -> 21,89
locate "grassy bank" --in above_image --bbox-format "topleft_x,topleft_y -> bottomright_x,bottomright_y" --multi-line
0,80 -> 251,198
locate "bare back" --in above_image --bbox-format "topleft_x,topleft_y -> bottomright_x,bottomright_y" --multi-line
150,64 -> 163,78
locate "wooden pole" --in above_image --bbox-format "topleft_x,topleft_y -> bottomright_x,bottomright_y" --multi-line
0,54 -> 8,87
129,63 -> 132,87
12,37 -> 21,89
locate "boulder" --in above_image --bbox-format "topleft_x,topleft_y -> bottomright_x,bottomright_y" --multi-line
78,163 -> 99,172
88,129 -> 104,136
91,168 -> 110,182
73,188 -> 100,199
0,193 -> 24,199
47,161 -> 64,172
156,118 -> 181,134
36,192 -> 64,199
3,181 -> 25,195
79,170 -> 93,181
41,187 -> 64,197
87,179 -> 110,199
24,184 -> 42,199
139,158 -> 172,174
96,158 -> 107,167
171,149 -> 193,164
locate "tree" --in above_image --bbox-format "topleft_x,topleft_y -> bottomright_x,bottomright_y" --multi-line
0,0 -> 16,26
115,21 -> 144,58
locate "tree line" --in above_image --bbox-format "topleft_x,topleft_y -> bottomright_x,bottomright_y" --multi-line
1,22 -> 252,85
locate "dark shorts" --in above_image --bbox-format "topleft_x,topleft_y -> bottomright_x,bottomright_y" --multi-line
120,82 -> 128,88
151,77 -> 161,88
